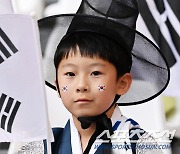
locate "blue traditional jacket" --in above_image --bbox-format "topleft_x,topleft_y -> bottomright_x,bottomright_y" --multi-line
46,107 -> 150,154
16,107 -> 163,154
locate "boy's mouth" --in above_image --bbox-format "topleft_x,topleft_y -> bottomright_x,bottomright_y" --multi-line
74,98 -> 93,103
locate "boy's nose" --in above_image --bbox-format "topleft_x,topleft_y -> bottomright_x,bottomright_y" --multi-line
76,76 -> 89,92
76,86 -> 88,92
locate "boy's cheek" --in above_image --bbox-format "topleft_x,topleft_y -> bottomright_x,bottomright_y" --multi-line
60,91 -> 72,105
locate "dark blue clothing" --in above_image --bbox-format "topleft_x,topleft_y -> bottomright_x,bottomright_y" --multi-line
44,120 -> 145,154
51,120 -> 72,154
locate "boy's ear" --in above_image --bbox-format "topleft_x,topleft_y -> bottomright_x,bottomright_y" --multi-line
54,80 -> 61,98
116,73 -> 132,95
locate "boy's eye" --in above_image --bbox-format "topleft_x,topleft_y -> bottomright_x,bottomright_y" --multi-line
91,71 -> 102,76
65,72 -> 75,77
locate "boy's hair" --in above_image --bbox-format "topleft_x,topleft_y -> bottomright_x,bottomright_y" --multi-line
54,32 -> 132,79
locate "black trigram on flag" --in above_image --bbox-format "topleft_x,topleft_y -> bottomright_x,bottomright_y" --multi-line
0,27 -> 18,64
0,93 -> 21,133
137,0 -> 180,67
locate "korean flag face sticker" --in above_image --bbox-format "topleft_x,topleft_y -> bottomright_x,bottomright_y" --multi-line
62,85 -> 68,92
98,85 -> 106,91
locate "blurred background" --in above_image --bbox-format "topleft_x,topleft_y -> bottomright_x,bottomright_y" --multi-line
0,0 -> 180,153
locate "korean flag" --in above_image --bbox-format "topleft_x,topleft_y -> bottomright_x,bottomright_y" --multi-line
0,0 -> 53,142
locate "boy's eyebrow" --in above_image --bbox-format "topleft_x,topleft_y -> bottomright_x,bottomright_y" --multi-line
88,63 -> 106,67
62,63 -> 106,67
62,63 -> 76,67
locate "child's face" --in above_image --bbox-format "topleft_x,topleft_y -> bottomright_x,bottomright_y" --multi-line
56,49 -> 131,117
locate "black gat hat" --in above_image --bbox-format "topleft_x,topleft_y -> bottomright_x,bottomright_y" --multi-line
38,0 -> 170,106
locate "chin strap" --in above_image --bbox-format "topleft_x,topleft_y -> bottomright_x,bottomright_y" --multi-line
79,113 -> 113,154
77,100 -> 117,154
77,95 -> 119,130
78,113 -> 114,134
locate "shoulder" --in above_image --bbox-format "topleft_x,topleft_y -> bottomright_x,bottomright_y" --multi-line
52,127 -> 64,141
50,120 -> 72,154
129,127 -> 163,154
51,127 -> 64,151
136,133 -> 164,154
51,120 -> 70,143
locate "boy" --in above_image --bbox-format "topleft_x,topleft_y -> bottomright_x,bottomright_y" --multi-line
53,32 -> 133,153
17,0 -> 170,153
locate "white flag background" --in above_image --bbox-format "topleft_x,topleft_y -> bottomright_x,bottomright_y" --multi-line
0,0 -> 53,142
136,0 -> 180,97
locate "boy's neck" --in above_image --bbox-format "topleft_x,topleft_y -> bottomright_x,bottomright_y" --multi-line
72,105 -> 116,152
72,115 -> 96,152
72,104 -> 116,134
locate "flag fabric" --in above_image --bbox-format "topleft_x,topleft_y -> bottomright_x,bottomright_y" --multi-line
0,0 -> 53,143
136,0 -> 180,96
0,93 -> 21,133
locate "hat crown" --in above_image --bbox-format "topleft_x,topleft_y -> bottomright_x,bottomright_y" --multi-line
77,0 -> 139,29
66,0 -> 139,53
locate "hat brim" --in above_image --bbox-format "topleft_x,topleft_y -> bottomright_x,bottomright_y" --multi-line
38,14 -> 170,106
